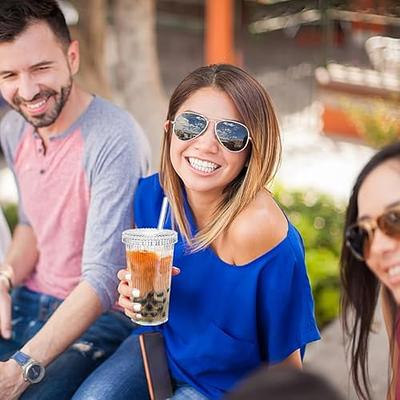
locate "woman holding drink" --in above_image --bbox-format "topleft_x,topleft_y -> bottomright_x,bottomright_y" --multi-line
73,64 -> 320,399
341,141 -> 400,400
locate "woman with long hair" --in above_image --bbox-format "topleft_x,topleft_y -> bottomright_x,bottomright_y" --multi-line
341,141 -> 400,400
73,64 -> 320,400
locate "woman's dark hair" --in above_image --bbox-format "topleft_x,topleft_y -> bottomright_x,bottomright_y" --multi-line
0,0 -> 71,48
340,141 -> 400,400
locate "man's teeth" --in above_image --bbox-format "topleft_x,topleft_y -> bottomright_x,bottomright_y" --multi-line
26,99 -> 46,110
388,265 -> 400,277
188,157 -> 219,173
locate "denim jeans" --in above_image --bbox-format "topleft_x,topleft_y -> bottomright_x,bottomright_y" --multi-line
72,334 -> 209,400
0,286 -> 133,399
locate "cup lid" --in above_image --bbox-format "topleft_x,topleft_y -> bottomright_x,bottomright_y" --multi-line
122,228 -> 178,247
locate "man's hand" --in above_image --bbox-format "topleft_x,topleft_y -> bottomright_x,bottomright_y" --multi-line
0,360 -> 29,400
0,275 -> 12,339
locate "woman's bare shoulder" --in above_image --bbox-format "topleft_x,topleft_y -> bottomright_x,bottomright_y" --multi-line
225,190 -> 288,266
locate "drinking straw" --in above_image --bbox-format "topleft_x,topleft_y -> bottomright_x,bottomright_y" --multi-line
157,197 -> 169,230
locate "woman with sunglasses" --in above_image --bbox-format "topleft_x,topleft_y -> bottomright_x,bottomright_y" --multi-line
72,64 -> 320,400
341,141 -> 400,400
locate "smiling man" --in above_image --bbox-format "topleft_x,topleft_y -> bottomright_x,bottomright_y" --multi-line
0,1 -> 150,399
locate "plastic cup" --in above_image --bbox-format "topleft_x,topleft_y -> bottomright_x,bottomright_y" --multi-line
122,228 -> 178,326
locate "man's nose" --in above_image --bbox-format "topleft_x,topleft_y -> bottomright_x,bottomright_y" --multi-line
17,74 -> 40,101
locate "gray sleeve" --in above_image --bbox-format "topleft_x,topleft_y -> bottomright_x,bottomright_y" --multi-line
81,104 -> 151,311
0,111 -> 31,226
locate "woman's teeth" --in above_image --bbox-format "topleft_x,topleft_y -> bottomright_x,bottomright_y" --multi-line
188,157 -> 219,173
388,265 -> 400,277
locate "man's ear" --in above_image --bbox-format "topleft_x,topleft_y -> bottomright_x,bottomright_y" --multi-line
67,40 -> 80,75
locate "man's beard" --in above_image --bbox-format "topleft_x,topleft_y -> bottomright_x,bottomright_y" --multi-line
12,78 -> 73,128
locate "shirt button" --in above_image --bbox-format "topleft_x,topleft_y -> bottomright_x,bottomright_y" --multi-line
39,169 -> 45,174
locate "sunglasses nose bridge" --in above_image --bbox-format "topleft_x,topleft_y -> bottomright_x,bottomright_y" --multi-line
193,118 -> 221,150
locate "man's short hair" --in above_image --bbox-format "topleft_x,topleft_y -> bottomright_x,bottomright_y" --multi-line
0,0 -> 71,48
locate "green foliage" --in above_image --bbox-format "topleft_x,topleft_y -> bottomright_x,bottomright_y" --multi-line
344,98 -> 400,149
2,203 -> 18,233
274,186 -> 345,328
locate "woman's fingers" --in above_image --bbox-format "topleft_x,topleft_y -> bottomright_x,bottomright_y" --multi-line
172,266 -> 180,276
117,268 -> 130,282
118,294 -> 134,310
117,280 -> 132,297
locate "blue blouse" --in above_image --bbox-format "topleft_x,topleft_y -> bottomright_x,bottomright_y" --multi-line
133,174 -> 320,399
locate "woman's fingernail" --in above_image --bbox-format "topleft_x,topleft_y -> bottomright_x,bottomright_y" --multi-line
132,288 -> 140,298
125,273 -> 131,281
133,303 -> 141,312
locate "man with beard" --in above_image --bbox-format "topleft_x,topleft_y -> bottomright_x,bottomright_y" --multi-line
0,1 -> 150,398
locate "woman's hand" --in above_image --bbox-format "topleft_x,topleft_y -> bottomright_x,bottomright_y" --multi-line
117,267 -> 180,320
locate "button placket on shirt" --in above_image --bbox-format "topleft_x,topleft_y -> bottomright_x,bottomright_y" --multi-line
34,133 -> 47,175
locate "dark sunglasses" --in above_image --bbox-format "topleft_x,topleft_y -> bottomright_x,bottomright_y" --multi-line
345,206 -> 400,261
171,111 -> 250,153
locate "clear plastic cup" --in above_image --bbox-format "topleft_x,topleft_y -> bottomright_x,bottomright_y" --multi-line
122,228 -> 178,326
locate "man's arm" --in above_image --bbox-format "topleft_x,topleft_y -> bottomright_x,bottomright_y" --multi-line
0,281 -> 102,399
0,225 -> 38,339
21,281 -> 102,364
2,224 -> 38,286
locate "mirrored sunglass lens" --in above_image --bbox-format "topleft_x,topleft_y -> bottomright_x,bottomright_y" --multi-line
174,113 -> 207,141
346,225 -> 369,259
216,121 -> 248,152
380,210 -> 400,236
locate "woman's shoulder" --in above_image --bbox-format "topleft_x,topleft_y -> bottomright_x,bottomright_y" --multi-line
224,190 -> 291,265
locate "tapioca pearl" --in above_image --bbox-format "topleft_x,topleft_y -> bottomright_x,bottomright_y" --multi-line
149,312 -> 158,318
146,291 -> 155,300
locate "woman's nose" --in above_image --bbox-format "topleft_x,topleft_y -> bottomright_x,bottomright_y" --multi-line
369,228 -> 398,258
194,123 -> 219,153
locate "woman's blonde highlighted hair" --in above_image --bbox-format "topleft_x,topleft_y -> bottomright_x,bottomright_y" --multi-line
160,64 -> 281,251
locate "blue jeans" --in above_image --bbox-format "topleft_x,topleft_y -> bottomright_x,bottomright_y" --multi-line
0,286 -> 133,399
72,334 -> 209,400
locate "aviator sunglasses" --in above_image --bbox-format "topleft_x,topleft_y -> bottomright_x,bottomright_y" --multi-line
345,206 -> 400,261
171,111 -> 250,153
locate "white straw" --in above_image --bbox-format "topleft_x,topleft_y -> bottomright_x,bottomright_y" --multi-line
157,197 -> 169,230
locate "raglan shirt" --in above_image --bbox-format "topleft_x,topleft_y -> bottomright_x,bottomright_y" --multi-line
0,96 -> 151,311
133,174 -> 321,399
